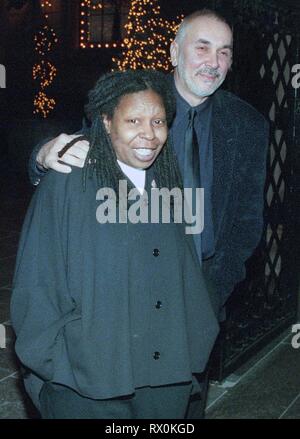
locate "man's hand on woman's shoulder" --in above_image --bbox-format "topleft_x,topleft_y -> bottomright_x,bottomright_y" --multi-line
36,133 -> 90,173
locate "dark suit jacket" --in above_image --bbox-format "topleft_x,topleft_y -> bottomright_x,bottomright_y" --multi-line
206,89 -> 269,308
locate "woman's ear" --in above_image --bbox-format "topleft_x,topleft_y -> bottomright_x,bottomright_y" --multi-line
102,114 -> 111,134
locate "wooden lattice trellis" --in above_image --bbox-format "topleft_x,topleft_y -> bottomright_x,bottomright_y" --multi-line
211,20 -> 300,380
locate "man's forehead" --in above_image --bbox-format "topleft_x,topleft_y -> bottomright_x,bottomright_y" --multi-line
185,16 -> 233,44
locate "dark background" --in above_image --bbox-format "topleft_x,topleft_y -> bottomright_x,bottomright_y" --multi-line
0,0 -> 299,191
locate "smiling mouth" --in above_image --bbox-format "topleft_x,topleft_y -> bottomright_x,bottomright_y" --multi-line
133,148 -> 156,161
198,72 -> 218,81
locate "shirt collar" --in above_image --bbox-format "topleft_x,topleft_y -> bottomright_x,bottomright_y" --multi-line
117,160 -> 145,194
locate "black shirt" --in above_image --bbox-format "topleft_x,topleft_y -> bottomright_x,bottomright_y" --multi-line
170,83 -> 215,260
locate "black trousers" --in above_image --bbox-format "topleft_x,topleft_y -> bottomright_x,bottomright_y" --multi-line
186,258 -> 222,419
39,381 -> 198,419
185,369 -> 210,419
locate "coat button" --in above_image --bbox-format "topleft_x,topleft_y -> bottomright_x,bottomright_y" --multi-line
153,248 -> 160,257
155,301 -> 162,309
153,351 -> 160,360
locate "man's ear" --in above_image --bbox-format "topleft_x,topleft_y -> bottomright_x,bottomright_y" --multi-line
170,41 -> 179,67
102,114 -> 111,134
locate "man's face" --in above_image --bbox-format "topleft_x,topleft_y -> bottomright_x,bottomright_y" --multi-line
103,90 -> 168,169
171,16 -> 233,105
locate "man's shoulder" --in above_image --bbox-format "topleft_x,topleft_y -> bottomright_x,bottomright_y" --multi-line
214,89 -> 267,126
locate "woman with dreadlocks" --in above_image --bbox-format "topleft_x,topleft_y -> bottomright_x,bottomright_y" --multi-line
11,70 -> 218,419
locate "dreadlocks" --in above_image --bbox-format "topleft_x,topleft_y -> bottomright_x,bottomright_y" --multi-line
83,69 -> 182,194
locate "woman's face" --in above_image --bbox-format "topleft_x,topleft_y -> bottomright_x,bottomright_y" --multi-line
103,90 -> 168,169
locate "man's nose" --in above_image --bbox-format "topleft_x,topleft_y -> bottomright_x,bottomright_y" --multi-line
206,50 -> 219,69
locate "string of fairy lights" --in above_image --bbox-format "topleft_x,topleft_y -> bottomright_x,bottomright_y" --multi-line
80,0 -> 123,49
33,1 -> 58,118
112,0 -> 182,71
79,0 -> 181,56
33,0 -> 182,117
41,1 -> 52,16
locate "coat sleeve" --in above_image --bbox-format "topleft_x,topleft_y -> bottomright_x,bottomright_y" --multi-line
219,118 -> 269,304
28,137 -> 53,186
10,171 -> 79,389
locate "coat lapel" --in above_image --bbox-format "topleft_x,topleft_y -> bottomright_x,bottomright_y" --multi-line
211,91 -> 238,245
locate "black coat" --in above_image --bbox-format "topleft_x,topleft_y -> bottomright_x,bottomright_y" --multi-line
207,89 -> 269,307
11,168 -> 219,409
